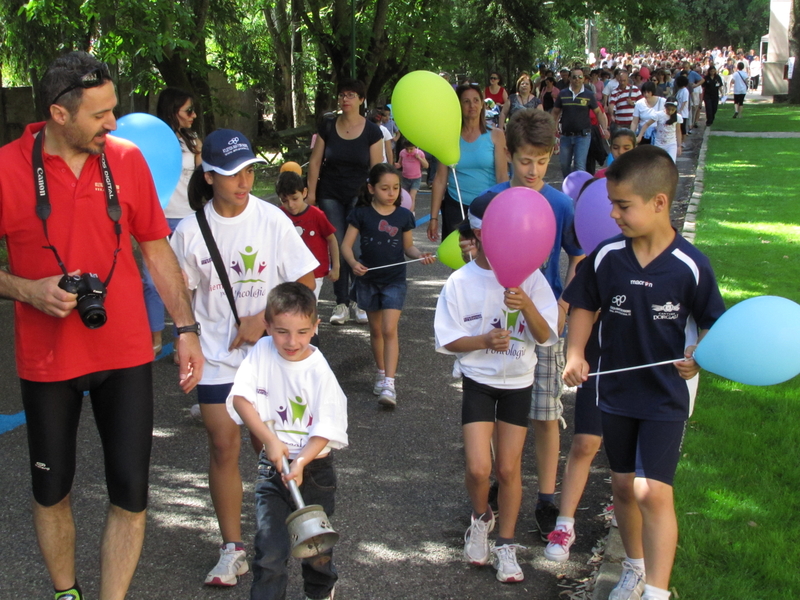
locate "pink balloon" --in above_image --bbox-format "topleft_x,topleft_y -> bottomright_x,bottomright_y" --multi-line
481,187 -> 556,288
574,178 -> 621,254
562,171 -> 593,203
400,189 -> 412,211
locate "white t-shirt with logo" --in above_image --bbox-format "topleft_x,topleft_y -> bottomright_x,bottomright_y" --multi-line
434,261 -> 559,389
171,196 -> 319,383
226,337 -> 348,459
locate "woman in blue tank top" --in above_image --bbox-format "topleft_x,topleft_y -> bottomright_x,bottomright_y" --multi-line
427,84 -> 507,242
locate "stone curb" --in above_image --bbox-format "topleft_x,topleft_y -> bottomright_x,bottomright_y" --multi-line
590,123 -> 712,600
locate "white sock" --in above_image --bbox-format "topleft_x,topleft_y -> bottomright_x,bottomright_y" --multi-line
642,584 -> 670,600
555,516 -> 575,531
376,369 -> 385,377
383,377 -> 395,389
626,556 -> 646,572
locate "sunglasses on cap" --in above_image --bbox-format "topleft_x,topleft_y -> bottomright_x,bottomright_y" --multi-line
50,64 -> 111,107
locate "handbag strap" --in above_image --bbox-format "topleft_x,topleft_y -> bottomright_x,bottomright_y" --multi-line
195,206 -> 241,326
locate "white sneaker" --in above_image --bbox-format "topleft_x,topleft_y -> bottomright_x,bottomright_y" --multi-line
378,386 -> 397,407
372,372 -> 385,395
544,525 -> 575,562
609,560 -> 646,600
330,303 -> 349,325
492,543 -> 525,582
190,403 -> 203,421
463,512 -> 495,565
351,301 -> 368,323
204,543 -> 248,586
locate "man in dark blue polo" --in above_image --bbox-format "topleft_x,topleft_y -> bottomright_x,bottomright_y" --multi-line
552,67 -> 609,177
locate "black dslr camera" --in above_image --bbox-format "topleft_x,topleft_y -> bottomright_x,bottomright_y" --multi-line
58,273 -> 107,329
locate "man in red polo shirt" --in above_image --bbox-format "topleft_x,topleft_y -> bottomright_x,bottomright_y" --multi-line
0,52 -> 203,600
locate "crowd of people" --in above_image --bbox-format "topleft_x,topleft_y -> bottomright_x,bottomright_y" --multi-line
0,48 -> 736,600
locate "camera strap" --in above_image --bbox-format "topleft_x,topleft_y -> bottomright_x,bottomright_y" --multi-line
195,207 -> 241,327
32,128 -> 122,287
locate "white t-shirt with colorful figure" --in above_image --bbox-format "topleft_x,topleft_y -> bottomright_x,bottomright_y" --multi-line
226,337 -> 348,459
171,196 -> 319,384
434,260 -> 559,389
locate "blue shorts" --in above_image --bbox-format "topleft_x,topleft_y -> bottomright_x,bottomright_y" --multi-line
461,377 -> 533,427
197,382 -> 234,405
573,381 -> 602,437
402,176 -> 421,192
352,279 -> 407,312
601,412 -> 686,485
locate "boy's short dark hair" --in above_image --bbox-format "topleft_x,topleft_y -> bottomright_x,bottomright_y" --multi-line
606,145 -> 678,206
505,109 -> 556,155
265,282 -> 317,323
276,172 -> 306,197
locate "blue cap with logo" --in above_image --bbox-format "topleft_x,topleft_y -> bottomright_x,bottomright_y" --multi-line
201,129 -> 266,176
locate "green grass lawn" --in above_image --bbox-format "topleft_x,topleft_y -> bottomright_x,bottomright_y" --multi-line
671,136 -> 800,598
710,103 -> 800,132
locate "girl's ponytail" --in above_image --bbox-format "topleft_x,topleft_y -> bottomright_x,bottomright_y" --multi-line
188,166 -> 213,211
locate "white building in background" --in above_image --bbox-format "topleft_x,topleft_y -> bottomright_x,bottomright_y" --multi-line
762,0 -> 792,95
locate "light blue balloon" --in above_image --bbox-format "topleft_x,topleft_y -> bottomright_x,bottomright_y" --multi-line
694,296 -> 800,386
110,113 -> 182,209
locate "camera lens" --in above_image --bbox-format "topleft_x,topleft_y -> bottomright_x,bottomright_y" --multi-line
81,304 -> 107,328
77,294 -> 107,329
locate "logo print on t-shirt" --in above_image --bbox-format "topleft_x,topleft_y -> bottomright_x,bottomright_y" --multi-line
276,395 -> 314,431
230,245 -> 268,283
490,309 -> 527,342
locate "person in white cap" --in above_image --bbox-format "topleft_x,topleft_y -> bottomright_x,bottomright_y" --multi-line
170,129 -> 317,587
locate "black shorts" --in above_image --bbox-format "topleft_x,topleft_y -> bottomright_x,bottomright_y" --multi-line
600,412 -> 686,486
461,377 -> 532,427
573,382 -> 603,437
21,363 -> 154,512
733,93 -> 746,106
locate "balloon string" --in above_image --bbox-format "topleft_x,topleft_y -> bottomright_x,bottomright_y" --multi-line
502,308 -> 507,384
366,257 -> 428,271
451,167 -> 465,220
587,357 -> 688,377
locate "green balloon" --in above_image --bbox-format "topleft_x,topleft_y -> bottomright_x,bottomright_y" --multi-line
392,71 -> 461,166
437,230 -> 467,270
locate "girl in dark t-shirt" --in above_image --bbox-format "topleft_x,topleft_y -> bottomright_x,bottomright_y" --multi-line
341,164 -> 435,407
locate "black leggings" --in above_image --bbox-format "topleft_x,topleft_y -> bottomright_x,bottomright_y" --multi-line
21,363 -> 154,512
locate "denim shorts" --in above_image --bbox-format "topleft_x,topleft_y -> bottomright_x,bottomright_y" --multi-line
352,278 -> 407,312
402,176 -> 421,192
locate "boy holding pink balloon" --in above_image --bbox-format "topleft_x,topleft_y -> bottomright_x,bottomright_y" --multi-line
470,109 -> 585,541
434,192 -> 559,583
562,145 -> 725,600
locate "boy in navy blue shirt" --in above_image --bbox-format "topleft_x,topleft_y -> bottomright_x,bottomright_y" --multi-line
562,145 -> 725,600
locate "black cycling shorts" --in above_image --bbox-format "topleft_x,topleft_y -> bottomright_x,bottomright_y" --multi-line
21,363 -> 154,512
461,376 -> 533,427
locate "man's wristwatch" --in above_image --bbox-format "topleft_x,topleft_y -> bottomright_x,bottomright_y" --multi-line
176,322 -> 201,336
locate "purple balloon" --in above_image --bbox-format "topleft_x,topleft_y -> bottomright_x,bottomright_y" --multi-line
574,178 -> 621,254
400,188 -> 413,211
562,171 -> 593,202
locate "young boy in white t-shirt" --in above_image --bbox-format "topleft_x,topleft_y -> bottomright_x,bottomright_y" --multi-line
228,282 -> 348,600
434,200 -> 559,584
